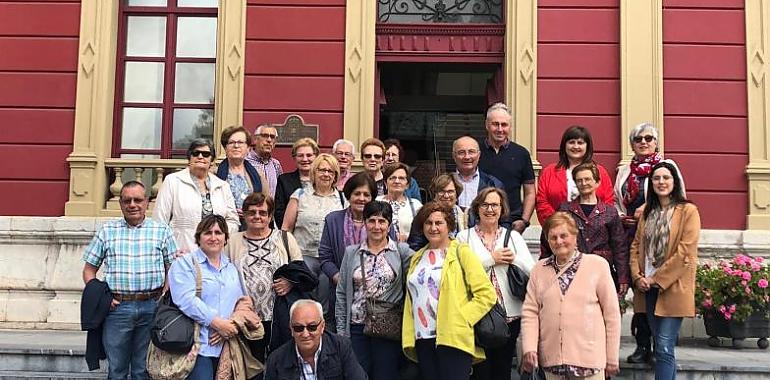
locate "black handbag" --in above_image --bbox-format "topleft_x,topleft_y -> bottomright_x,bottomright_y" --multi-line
360,254 -> 403,341
457,244 -> 510,349
503,228 -> 530,301
150,260 -> 202,353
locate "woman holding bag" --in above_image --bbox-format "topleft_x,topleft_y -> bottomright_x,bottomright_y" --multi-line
457,187 -> 536,380
335,200 -> 414,380
402,202 -> 496,380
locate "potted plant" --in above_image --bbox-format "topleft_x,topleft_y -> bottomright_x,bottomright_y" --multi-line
695,253 -> 770,349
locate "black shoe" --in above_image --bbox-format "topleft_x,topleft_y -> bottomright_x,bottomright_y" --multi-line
626,346 -> 650,364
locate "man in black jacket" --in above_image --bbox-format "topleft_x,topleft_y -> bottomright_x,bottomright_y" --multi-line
264,299 -> 366,380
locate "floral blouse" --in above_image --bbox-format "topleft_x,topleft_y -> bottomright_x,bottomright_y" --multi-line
350,241 -> 397,324
226,172 -> 252,211
407,248 -> 445,340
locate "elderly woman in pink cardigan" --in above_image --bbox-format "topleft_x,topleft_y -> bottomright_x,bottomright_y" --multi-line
521,212 -> 621,379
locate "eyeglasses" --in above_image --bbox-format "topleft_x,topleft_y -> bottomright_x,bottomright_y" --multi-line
363,153 -> 383,160
243,210 -> 269,217
388,176 -> 407,182
453,149 -> 479,157
257,133 -> 277,140
575,178 -> 595,185
480,203 -> 501,210
316,168 -> 335,175
227,140 -> 247,147
488,121 -> 510,128
438,190 -> 456,196
633,135 -> 655,144
334,151 -> 354,158
385,152 -> 399,158
291,321 -> 322,333
191,150 -> 212,158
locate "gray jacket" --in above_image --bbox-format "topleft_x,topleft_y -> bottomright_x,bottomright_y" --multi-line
334,239 -> 414,336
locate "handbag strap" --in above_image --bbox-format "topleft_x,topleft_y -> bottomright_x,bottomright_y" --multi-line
503,227 -> 512,248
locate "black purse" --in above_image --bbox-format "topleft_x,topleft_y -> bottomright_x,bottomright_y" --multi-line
503,228 -> 530,301
360,254 -> 403,341
150,260 -> 202,353
457,244 -> 510,349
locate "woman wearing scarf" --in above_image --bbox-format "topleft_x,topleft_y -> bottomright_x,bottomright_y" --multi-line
629,161 -> 700,379
614,123 -> 686,365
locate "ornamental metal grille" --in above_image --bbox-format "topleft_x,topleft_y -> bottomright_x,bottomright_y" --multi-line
377,0 -> 503,23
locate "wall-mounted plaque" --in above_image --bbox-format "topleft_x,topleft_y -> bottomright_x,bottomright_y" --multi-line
273,114 -> 319,146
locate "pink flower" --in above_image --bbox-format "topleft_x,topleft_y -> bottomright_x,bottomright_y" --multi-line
741,280 -> 748,286
718,305 -> 727,313
729,304 -> 737,313
724,312 -> 732,321
759,279 -> 769,289
756,256 -> 765,263
745,287 -> 752,294
751,263 -> 762,272
702,298 -> 713,308
742,271 -> 752,281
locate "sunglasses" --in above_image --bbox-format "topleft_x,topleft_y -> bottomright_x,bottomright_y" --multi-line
363,153 -> 383,160
633,135 -> 655,144
191,150 -> 213,158
257,133 -> 277,140
291,321 -> 322,333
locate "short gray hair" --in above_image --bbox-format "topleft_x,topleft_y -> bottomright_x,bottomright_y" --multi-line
332,139 -> 355,154
485,102 -> 512,120
255,124 -> 278,139
629,122 -> 659,145
289,299 -> 324,321
186,138 -> 215,160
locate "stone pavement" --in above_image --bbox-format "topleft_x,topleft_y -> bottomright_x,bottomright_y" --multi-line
0,329 -> 768,379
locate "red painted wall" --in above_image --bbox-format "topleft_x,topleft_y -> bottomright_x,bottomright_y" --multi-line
537,1 -> 621,178
243,0 -> 346,169
662,0 -> 747,229
0,0 -> 80,216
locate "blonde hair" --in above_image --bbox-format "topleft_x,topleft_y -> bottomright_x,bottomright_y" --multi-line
543,211 -> 578,238
291,137 -> 320,157
310,153 -> 340,186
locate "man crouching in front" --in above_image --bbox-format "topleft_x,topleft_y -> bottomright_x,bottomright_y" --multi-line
264,299 -> 367,380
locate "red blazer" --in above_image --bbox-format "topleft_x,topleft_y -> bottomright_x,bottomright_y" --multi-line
536,163 -> 615,225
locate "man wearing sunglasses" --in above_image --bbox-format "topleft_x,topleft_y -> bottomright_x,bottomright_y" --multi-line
264,299 -> 366,380
246,123 -> 283,197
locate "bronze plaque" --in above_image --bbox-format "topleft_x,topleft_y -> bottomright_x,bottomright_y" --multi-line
273,114 -> 319,146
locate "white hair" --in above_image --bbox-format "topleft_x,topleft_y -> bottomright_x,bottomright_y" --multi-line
629,122 -> 658,145
289,299 -> 324,321
255,124 -> 278,138
485,102 -> 512,120
332,139 -> 355,154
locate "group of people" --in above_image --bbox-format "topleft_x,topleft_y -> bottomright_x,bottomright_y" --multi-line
80,104 -> 700,380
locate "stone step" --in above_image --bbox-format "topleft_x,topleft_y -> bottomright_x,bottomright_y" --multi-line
0,371 -> 105,380
0,329 -> 105,378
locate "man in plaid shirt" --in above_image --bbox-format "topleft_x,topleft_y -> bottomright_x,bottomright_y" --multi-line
82,181 -> 178,379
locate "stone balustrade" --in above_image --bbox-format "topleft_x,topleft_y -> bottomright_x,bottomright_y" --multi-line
102,158 -> 189,217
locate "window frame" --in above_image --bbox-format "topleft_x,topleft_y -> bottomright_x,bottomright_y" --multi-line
112,0 -> 219,159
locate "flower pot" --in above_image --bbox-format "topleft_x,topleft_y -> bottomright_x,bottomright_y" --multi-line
704,311 -> 770,349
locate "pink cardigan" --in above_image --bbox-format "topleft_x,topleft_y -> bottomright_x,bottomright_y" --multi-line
521,254 -> 621,369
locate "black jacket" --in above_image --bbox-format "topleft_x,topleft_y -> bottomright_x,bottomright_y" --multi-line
270,261 -> 319,350
80,279 -> 112,370
274,170 -> 302,228
264,332 -> 367,380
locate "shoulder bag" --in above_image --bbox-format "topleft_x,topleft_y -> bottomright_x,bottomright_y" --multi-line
147,260 -> 202,380
457,243 -> 510,349
503,228 -> 530,301
360,253 -> 403,341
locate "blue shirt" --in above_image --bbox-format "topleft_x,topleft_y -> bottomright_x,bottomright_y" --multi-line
82,218 -> 177,293
168,249 -> 244,357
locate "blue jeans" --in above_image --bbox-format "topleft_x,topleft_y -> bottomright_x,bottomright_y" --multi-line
645,287 -> 683,380
349,324 -> 402,380
187,355 -> 219,380
102,299 -> 156,380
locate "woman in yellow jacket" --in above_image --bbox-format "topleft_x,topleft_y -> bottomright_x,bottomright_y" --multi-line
402,201 -> 497,380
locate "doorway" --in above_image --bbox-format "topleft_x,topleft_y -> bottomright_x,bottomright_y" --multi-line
378,62 -> 500,192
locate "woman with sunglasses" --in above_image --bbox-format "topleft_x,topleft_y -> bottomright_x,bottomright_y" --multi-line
155,138 -> 239,250
335,201 -> 414,380
456,187 -> 535,380
377,162 -> 422,243
282,154 -> 348,321
616,123 -> 686,365
225,192 -> 303,367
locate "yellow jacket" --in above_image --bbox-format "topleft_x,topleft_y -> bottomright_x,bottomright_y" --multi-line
402,239 -> 496,363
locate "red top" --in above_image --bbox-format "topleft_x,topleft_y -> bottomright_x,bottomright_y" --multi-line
536,163 -> 615,225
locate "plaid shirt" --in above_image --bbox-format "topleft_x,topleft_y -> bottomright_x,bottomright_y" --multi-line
295,340 -> 322,380
246,150 -> 283,197
83,218 -> 177,293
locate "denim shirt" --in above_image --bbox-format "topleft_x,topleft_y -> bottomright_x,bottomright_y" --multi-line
168,249 -> 244,357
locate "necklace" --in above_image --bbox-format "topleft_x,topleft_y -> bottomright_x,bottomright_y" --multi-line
555,250 -> 577,269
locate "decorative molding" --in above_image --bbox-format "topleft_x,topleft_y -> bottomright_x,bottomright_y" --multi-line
619,0 -> 664,163
746,0 -> 770,229
66,1 -> 247,216
343,0 -> 377,149
504,0 -> 538,169
376,23 -> 505,35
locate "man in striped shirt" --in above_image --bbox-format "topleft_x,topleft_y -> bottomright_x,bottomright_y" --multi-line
82,181 -> 178,380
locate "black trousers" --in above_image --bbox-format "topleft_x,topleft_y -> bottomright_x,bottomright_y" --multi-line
471,319 -> 521,380
247,320 -> 272,380
415,339 -> 473,380
631,312 -> 652,349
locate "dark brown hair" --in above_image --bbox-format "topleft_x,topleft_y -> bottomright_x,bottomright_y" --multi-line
414,201 -> 456,234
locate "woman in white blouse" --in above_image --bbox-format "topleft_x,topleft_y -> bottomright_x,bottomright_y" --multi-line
376,162 -> 422,242
456,187 -> 536,380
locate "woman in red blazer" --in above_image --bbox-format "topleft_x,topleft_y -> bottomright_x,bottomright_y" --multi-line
536,125 -> 615,225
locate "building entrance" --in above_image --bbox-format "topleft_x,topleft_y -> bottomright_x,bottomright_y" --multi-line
378,62 -> 499,195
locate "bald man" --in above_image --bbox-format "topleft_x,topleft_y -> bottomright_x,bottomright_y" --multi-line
452,136 -> 504,220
